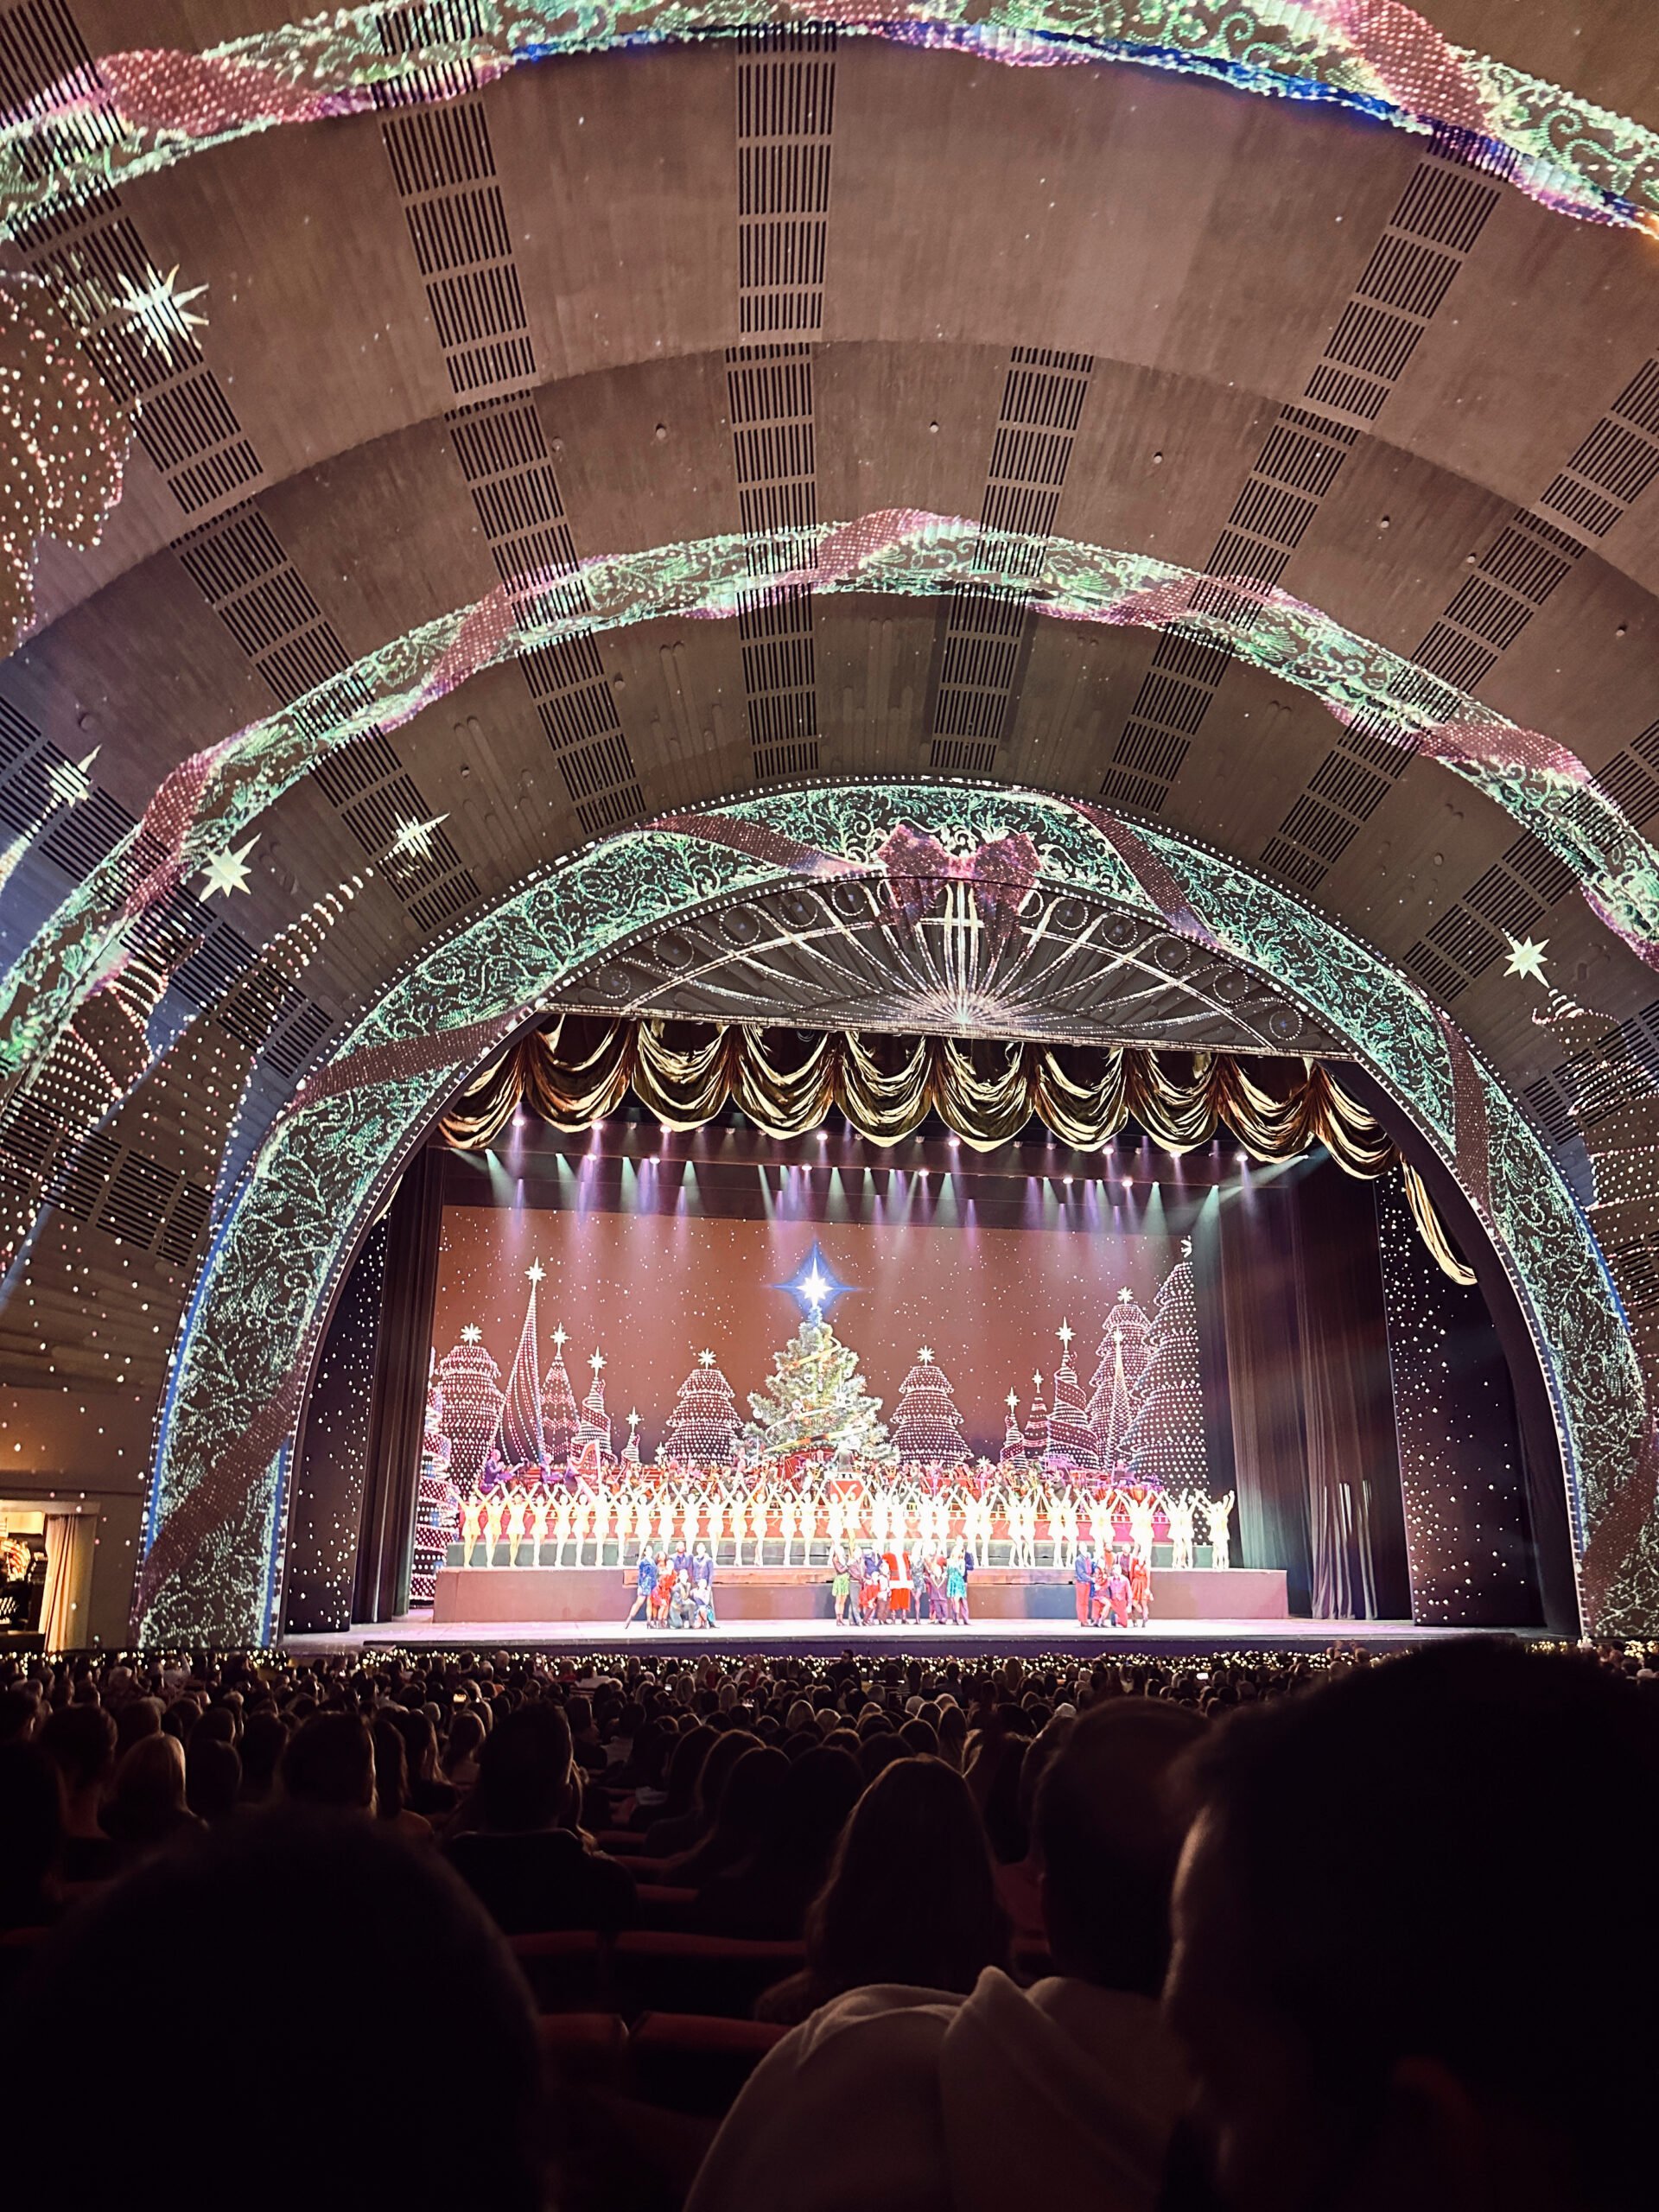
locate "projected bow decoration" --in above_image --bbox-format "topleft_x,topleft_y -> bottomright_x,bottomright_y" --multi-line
876,823 -> 1041,953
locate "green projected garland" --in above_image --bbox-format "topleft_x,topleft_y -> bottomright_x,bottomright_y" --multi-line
137,785 -> 1650,1648
3,2 -> 1658,242
10,513 -> 1659,1109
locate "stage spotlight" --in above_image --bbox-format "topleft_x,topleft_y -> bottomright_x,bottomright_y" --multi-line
1122,1176 -> 1132,1189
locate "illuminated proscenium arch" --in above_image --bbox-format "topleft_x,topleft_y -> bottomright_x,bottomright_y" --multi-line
137,783 -> 1650,1648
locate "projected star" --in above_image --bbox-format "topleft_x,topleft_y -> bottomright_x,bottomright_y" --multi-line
1006,1389 -> 1020,1411
551,1323 -> 567,1350
200,835 -> 257,898
918,1346 -> 934,1363
525,1261 -> 545,1287
698,1349 -> 715,1366
461,1325 -> 481,1344
590,1351 -> 606,1375
1504,934 -> 1548,981
778,1241 -> 852,1320
47,747 -> 98,809
1058,1320 -> 1073,1351
390,811 -> 449,863
117,264 -> 208,361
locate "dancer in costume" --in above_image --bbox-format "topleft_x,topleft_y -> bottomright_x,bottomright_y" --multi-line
1128,1548 -> 1151,1628
1073,1541 -> 1096,1627
829,1534 -> 853,1627
1105,1556 -> 1132,1630
690,1541 -> 716,1627
625,1543 -> 658,1628
946,1541 -> 969,1627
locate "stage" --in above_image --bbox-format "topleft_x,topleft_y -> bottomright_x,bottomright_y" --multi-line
429,1561 -> 1289,1625
284,1612 -> 1463,1660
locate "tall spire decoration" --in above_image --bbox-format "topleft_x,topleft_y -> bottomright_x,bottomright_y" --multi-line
499,1262 -> 547,1471
539,1320 -> 580,1471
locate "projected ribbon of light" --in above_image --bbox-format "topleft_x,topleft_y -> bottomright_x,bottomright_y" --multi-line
3,3 -> 1656,241
8,513 -> 1659,1105
135,785 -> 1644,1648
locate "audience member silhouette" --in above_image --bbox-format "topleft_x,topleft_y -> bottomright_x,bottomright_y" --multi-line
0,1810 -> 547,2211
1161,1639 -> 1659,2212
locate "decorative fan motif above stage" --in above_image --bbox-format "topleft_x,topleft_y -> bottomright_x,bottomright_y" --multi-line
553,826 -> 1337,1058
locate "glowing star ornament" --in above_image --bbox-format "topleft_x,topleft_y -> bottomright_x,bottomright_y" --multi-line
199,834 -> 257,898
460,1324 -> 481,1344
778,1241 -> 852,1321
526,1261 -> 545,1286
1505,935 -> 1550,982
698,1348 -> 715,1367
116,264 -> 207,362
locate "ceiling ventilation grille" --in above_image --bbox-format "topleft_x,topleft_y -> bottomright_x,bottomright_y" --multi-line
448,394 -> 646,834
8,1094 -> 213,1271
379,67 -> 533,396
931,346 -> 1093,772
728,342 -> 822,782
735,27 -> 835,338
1103,155 -> 1492,817
1264,355 -> 1658,904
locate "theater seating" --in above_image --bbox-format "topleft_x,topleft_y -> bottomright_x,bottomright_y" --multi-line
614,1931 -> 805,2021
629,2013 -> 789,2116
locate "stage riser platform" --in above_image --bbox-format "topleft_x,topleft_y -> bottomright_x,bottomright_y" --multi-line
431,1565 -> 1287,1624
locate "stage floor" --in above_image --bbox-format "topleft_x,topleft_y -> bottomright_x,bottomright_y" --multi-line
283,1612 -> 1487,1660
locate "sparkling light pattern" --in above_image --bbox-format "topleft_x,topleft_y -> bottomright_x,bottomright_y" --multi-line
0,275 -> 128,652
3,3 -> 1656,243
1375,1172 -> 1538,1625
10,512 -> 1659,1113
131,785 -> 1643,1646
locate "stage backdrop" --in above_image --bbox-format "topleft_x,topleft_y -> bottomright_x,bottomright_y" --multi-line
285,1118 -> 1554,1630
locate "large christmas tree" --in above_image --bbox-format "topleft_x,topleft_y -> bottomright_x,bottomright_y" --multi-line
1122,1249 -> 1208,1488
1095,1333 -> 1136,1471
890,1346 -> 969,1465
1046,1322 -> 1099,1468
747,1316 -> 891,1465
500,1264 -> 547,1471
1090,1289 -> 1154,1441
438,1327 -> 505,1492
540,1322 -> 581,1470
663,1349 -> 741,1465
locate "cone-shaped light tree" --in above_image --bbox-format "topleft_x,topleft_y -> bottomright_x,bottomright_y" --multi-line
890,1346 -> 969,1465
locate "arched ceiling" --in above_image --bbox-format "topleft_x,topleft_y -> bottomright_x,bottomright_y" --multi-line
3,0 -> 1659,1624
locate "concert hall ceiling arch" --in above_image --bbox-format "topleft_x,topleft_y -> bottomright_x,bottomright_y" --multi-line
138,785 -> 1634,1647
1,2 -> 1658,1637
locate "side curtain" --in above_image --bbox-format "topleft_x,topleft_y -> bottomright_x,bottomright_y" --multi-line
1290,1173 -> 1413,1621
41,1512 -> 96,1652
1217,1187 -> 1314,1616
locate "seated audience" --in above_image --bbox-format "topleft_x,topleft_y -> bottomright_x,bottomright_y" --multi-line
444,1700 -> 636,1935
102,1732 -> 200,1857
691,1744 -> 861,1936
697,1703 -> 1198,2211
666,1743 -> 788,1889
754,1753 -> 1011,2027
281,1711 -> 376,1813
39,1702 -> 120,1880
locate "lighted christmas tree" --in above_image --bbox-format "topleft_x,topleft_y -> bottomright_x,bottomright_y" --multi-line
1024,1370 -> 1050,1465
500,1263 -> 548,1472
663,1349 -> 742,1466
540,1321 -> 581,1470
747,1315 -> 891,1465
890,1346 -> 969,1465
436,1326 -> 505,1492
1000,1388 -> 1027,1467
1046,1322 -> 1100,1468
410,1362 -> 460,1604
575,1350 -> 614,1462
1122,1248 -> 1209,1488
1095,1333 -> 1136,1471
1090,1289 -> 1154,1440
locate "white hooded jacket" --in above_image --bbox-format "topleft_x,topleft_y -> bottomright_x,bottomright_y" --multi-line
686,1967 -> 1188,2212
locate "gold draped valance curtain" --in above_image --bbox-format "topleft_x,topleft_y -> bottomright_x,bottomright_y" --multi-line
438,1018 -> 1475,1285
